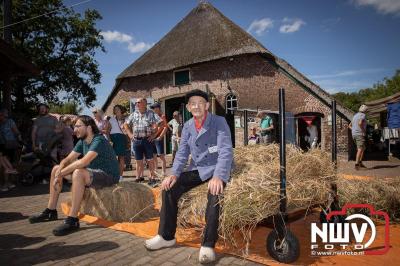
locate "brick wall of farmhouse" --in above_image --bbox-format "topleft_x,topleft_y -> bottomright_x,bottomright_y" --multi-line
106,54 -> 350,154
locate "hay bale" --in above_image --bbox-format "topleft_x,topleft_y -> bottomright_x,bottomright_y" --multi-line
337,177 -> 400,222
177,184 -> 208,228
172,144 -> 336,246
80,182 -> 158,222
220,145 -> 335,245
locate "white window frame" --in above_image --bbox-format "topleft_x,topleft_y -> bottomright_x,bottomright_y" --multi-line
226,93 -> 238,113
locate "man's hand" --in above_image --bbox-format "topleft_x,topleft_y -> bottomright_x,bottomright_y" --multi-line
53,171 -> 62,192
161,175 -> 178,191
208,176 -> 224,195
148,134 -> 157,143
53,176 -> 61,191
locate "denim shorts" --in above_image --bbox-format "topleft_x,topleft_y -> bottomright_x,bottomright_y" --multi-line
86,168 -> 117,189
152,139 -> 164,155
132,138 -> 153,160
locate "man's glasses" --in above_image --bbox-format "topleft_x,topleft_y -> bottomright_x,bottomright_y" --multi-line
188,101 -> 206,108
74,124 -> 86,129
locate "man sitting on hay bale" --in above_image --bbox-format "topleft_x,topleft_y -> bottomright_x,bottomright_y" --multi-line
28,115 -> 120,236
145,89 -> 234,264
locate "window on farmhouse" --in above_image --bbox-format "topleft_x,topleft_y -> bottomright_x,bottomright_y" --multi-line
174,69 -> 190,86
226,94 -> 238,111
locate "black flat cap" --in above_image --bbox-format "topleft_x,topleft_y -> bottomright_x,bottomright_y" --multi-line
185,89 -> 209,103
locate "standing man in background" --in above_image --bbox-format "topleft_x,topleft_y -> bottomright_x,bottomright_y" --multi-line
257,111 -> 274,144
349,104 -> 368,170
124,98 -> 162,186
168,111 -> 181,165
32,103 -> 59,164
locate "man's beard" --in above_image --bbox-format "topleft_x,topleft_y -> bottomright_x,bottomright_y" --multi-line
78,132 -> 88,140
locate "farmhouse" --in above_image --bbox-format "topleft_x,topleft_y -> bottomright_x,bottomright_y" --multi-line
103,2 -> 354,156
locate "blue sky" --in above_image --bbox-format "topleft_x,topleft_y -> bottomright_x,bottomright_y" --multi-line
69,0 -> 400,114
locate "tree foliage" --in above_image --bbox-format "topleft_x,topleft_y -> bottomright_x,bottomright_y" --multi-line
49,101 -> 82,115
0,0 -> 104,110
332,70 -> 400,112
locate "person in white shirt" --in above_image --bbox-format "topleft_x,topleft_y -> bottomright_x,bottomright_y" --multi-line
108,105 -> 128,178
305,124 -> 318,149
167,111 -> 181,164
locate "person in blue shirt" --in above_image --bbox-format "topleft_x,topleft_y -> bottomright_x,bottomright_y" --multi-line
28,115 -> 120,236
145,89 -> 233,263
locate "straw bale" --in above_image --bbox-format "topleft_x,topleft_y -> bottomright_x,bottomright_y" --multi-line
174,144 -> 336,245
337,177 -> 400,222
79,182 -> 158,222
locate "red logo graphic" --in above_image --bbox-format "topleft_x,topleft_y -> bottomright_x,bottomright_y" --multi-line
327,203 -> 390,255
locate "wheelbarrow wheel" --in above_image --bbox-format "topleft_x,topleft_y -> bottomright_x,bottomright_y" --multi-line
266,229 -> 300,263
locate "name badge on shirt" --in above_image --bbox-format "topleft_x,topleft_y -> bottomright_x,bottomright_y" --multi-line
208,145 -> 218,154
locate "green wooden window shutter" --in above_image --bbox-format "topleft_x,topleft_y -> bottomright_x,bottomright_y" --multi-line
174,70 -> 190,86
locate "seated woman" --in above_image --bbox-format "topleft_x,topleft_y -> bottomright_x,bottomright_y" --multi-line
248,126 -> 260,145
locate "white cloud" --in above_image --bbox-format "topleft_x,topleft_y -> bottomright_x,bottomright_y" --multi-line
247,18 -> 274,36
309,68 -> 385,79
352,0 -> 400,15
128,42 -> 153,53
279,18 -> 306,33
308,68 -> 388,93
100,30 -> 132,43
100,30 -> 153,54
313,78 -> 373,93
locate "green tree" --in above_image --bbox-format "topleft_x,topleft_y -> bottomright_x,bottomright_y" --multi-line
0,0 -> 104,111
117,99 -> 131,114
332,70 -> 400,112
49,101 -> 82,115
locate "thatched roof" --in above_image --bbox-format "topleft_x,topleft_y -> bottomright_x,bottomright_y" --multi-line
276,58 -> 354,120
105,2 -> 353,120
117,2 -> 272,79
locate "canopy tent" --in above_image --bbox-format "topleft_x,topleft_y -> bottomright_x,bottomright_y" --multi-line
365,92 -> 400,158
387,102 -> 400,129
365,92 -> 400,127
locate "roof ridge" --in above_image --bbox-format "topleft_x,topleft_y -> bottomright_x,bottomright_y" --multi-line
117,2 -> 271,79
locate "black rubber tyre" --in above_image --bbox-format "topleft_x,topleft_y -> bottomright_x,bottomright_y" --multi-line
266,229 -> 300,263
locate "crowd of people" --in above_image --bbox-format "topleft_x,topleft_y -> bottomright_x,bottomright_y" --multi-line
1,92 -> 371,263
0,100 -> 184,191
248,111 -> 275,145
27,90 -> 233,263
